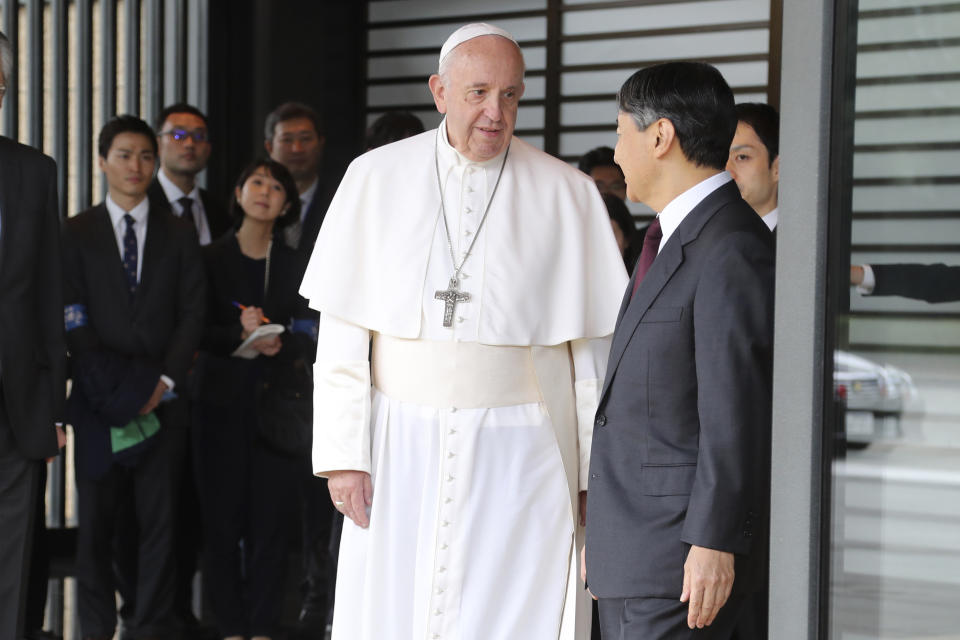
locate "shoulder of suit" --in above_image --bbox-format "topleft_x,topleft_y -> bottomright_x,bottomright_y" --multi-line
0,135 -> 56,172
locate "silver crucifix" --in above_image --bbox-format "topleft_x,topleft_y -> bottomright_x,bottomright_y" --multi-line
435,277 -> 471,327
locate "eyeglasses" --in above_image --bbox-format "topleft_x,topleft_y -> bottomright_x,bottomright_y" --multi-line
159,127 -> 208,143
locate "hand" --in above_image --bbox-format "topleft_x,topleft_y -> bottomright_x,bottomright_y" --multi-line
46,425 -> 68,462
139,379 -> 168,416
850,265 -> 864,286
239,306 -> 265,339
680,545 -> 735,629
253,335 -> 282,357
328,470 -> 373,528
579,544 -> 598,600
578,490 -> 587,527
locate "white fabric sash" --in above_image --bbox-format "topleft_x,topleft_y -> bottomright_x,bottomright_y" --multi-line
371,334 -> 540,408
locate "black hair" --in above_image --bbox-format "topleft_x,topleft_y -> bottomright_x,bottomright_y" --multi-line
578,146 -> 623,177
365,111 -> 425,150
229,158 -> 301,230
264,102 -> 324,140
98,115 -> 158,158
156,103 -> 209,133
735,102 -> 779,166
617,62 -> 736,170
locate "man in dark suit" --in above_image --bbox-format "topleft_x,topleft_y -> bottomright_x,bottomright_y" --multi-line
118,102 -> 224,639
727,103 -> 779,235
264,100 -> 334,635
264,101 -> 333,258
583,62 -> 775,639
148,103 -> 230,245
0,30 -> 66,640
63,115 -> 205,640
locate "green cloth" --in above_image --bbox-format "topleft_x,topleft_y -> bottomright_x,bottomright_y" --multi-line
110,412 -> 161,454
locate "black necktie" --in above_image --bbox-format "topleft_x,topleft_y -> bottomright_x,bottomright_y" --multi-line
178,196 -> 195,227
122,214 -> 138,296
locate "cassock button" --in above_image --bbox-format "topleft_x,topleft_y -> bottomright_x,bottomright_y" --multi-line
595,414 -> 607,427
438,566 -> 447,573
435,609 -> 443,616
457,316 -> 464,323
447,474 -> 455,482
448,452 -> 456,458
591,473 -> 599,479
441,543 -> 449,550
445,497 -> 453,504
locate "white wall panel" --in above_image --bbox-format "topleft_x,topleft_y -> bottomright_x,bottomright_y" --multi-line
562,0 -> 769,35
855,81 -> 960,113
368,18 -> 546,52
854,151 -> 960,179
859,12 -> 960,46
562,29 -> 768,65
855,116 -> 960,145
856,47 -> 960,79
852,185 -> 960,212
369,0 -> 545,22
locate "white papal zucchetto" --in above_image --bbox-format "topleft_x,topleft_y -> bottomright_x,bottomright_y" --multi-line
438,22 -> 519,71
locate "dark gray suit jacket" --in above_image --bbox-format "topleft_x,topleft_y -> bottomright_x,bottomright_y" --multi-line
586,180 -> 775,599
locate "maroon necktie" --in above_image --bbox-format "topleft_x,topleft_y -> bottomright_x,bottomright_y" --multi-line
631,217 -> 663,298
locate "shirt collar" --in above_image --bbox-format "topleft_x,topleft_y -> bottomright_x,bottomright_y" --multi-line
657,171 -> 733,247
157,168 -> 199,203
436,117 -> 509,172
300,178 -> 319,206
762,206 -> 778,231
105,193 -> 150,227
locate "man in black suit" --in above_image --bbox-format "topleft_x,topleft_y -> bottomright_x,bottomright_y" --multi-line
148,103 -> 230,245
583,62 -> 775,639
0,30 -> 66,640
727,103 -> 779,234
116,102 -> 224,639
63,115 -> 205,640
264,102 -> 332,258
264,101 -> 333,635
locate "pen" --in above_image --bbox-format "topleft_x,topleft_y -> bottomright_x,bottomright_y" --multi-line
231,301 -> 271,324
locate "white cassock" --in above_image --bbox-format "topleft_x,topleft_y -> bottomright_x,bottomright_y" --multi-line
300,121 -> 628,640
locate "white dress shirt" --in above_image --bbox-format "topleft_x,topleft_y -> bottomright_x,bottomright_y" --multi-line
762,206 -> 779,231
657,171 -> 733,254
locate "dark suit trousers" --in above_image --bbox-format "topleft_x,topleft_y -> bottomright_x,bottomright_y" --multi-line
76,422 -> 179,639
598,594 -> 749,640
0,402 -> 42,640
194,400 -> 298,638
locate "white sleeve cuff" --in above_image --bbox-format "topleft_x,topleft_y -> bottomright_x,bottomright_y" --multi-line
160,374 -> 175,391
856,264 -> 876,295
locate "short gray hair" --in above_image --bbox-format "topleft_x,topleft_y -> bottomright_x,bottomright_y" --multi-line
0,30 -> 12,84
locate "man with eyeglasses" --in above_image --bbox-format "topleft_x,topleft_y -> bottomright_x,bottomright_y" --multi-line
0,30 -> 66,640
148,103 -> 231,246
264,101 -> 333,257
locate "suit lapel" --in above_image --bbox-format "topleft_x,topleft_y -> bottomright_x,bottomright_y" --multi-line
599,181 -> 741,402
601,239 -> 684,400
0,141 -> 22,275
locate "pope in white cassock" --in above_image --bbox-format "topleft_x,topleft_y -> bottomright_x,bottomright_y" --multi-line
299,23 -> 628,640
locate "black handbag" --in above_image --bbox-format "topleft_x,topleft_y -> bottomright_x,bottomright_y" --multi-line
255,356 -> 313,457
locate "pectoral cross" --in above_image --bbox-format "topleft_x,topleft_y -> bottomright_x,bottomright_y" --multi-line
435,277 -> 470,328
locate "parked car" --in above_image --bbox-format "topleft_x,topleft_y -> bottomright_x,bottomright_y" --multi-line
834,351 -> 917,447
